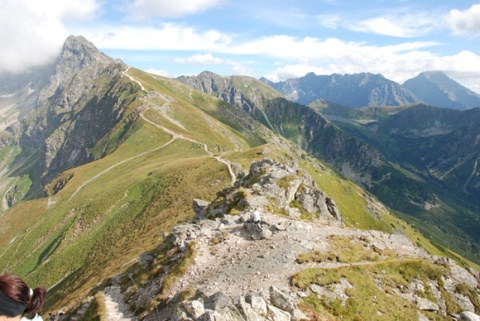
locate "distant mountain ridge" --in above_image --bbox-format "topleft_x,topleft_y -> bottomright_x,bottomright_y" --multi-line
262,71 -> 480,110
403,71 -> 480,110
261,72 -> 421,107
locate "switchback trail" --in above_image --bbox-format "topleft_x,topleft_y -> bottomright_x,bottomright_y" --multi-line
68,69 -> 236,200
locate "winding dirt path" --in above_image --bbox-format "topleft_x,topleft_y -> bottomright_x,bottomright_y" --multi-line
139,109 -> 236,185
104,286 -> 137,321
69,70 -> 236,200
69,137 -> 175,200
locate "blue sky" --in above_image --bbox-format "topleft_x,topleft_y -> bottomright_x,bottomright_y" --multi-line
1,0 -> 480,92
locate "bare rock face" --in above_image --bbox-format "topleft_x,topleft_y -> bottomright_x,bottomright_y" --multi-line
168,288 -> 308,321
460,311 -> 480,321
200,159 -> 344,226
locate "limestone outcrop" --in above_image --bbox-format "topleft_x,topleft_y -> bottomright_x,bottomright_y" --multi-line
198,159 -> 344,226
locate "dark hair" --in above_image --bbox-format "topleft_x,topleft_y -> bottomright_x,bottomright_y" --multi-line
0,274 -> 46,318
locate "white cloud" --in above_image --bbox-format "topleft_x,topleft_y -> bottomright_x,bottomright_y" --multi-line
126,0 -> 223,19
446,4 -> 480,37
316,14 -> 341,29
146,68 -> 172,77
174,53 -> 224,64
229,61 -> 255,77
248,36 -> 480,89
0,0 -> 100,73
343,10 -> 440,38
85,24 -> 232,51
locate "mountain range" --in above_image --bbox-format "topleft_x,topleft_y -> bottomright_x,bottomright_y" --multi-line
178,71 -> 480,263
261,71 -> 480,110
0,36 -> 479,320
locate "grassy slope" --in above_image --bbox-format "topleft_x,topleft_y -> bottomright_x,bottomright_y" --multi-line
0,70 -> 477,318
0,70 -> 266,312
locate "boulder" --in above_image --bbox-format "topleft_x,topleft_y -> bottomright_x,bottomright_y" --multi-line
267,305 -> 291,321
245,292 -> 267,316
269,286 -> 296,313
415,297 -> 439,312
460,311 -> 480,321
204,292 -> 232,311
181,300 -> 205,319
197,310 -> 227,321
234,296 -> 267,321
193,199 -> 209,216
214,306 -> 246,321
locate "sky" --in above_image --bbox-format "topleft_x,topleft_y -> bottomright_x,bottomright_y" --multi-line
1,0 -> 480,93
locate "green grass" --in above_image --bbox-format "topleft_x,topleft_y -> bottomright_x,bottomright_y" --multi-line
296,235 -> 396,264
0,84 -> 242,313
292,259 -> 450,321
1,67 -> 478,321
299,158 -> 393,232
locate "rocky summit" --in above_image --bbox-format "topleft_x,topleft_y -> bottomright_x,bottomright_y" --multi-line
71,160 -> 480,321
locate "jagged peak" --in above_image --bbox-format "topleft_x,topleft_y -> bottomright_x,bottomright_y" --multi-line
57,35 -> 116,70
417,70 -> 448,78
63,35 -> 97,51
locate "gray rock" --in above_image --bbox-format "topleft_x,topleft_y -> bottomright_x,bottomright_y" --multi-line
460,311 -> 480,321
267,305 -> 291,321
455,293 -> 476,312
269,286 -> 296,313
204,292 -> 233,311
245,292 -> 267,316
139,252 -> 154,268
181,300 -> 205,319
215,306 -> 246,321
291,308 -> 309,321
234,296 -> 267,321
171,310 -> 194,321
197,310 -> 227,321
194,199 -> 210,216
415,297 -> 439,312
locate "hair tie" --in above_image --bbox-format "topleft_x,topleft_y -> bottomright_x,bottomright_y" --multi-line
29,288 -> 34,297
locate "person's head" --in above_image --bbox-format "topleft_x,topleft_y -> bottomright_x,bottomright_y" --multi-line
0,274 -> 46,321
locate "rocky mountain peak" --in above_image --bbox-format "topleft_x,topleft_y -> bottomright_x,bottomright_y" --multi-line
263,72 -> 420,107
421,70 -> 450,81
403,71 -> 480,110
60,35 -> 115,69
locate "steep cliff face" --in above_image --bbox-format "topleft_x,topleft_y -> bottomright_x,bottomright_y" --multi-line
262,72 -> 421,107
1,36 -> 142,198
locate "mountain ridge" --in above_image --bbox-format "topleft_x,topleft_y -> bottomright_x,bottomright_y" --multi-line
0,35 -> 479,321
178,71 -> 480,264
262,70 -> 480,110
403,71 -> 480,110
261,72 -> 421,107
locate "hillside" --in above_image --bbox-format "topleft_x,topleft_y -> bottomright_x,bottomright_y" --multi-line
177,71 -> 480,264
69,159 -> 480,321
403,71 -> 480,110
0,36 -> 479,321
316,102 -> 480,261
